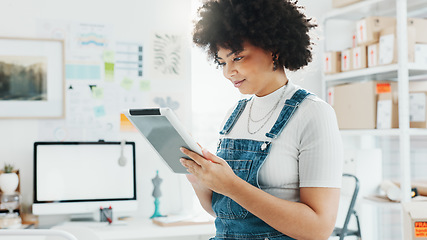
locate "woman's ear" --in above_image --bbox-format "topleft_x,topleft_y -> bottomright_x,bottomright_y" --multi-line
272,52 -> 279,71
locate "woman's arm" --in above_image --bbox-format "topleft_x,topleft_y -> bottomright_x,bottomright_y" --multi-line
185,174 -> 216,217
227,176 -> 339,240
180,148 -> 339,240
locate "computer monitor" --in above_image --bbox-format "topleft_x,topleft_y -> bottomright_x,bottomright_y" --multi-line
32,141 -> 137,219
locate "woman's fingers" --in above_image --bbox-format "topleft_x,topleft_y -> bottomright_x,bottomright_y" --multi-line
202,148 -> 221,163
180,158 -> 199,176
180,147 -> 209,167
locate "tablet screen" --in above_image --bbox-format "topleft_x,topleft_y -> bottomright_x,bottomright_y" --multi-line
129,114 -> 192,173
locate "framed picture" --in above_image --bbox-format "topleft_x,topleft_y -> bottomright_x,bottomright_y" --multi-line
0,37 -> 65,118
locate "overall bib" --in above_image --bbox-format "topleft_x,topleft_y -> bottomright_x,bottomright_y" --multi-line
211,89 -> 311,240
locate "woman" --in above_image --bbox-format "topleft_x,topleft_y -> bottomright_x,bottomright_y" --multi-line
180,0 -> 343,239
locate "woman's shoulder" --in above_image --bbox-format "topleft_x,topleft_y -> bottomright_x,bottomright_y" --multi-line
288,87 -> 336,118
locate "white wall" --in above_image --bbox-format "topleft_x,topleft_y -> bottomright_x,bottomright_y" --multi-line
0,0 -> 194,225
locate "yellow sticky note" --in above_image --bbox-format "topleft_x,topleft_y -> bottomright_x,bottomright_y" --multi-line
121,77 -> 134,90
105,62 -> 115,82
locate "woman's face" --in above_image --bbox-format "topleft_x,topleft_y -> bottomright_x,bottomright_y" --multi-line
216,41 -> 285,97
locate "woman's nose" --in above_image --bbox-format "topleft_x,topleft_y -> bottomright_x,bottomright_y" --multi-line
223,63 -> 237,79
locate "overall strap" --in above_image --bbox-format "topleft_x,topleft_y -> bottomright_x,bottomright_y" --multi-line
265,89 -> 311,139
219,98 -> 250,135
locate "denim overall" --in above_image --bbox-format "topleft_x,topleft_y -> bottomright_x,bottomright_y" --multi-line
211,89 -> 311,240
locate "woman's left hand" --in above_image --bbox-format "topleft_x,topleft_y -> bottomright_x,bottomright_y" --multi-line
180,147 -> 238,195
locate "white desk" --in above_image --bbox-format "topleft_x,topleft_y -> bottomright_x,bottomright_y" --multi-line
60,219 -> 216,240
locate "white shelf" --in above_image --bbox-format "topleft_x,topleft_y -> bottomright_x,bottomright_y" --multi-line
340,128 -> 427,136
324,63 -> 427,84
361,197 -> 401,210
323,0 -> 427,21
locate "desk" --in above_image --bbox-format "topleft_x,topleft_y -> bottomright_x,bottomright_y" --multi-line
59,219 -> 216,240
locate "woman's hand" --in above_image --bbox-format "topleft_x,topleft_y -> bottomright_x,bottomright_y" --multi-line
180,147 -> 238,196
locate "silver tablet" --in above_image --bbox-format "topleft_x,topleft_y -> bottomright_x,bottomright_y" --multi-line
123,108 -> 202,174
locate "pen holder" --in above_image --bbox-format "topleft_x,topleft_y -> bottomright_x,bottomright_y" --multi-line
100,207 -> 113,223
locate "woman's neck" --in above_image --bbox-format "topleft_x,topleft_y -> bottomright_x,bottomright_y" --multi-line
255,70 -> 288,97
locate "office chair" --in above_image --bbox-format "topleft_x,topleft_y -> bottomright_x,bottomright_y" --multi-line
331,173 -> 361,240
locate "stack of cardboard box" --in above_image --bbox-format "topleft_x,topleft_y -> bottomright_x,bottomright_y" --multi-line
328,81 -> 427,129
324,17 -> 427,74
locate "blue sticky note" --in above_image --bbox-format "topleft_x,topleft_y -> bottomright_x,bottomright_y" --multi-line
93,105 -> 106,117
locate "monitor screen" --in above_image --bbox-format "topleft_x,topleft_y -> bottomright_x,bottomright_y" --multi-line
32,141 -> 137,216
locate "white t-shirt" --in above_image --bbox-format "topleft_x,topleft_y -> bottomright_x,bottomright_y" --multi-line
219,80 -> 343,202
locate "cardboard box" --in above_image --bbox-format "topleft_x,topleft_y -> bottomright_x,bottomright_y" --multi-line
356,16 -> 396,46
332,0 -> 362,8
367,43 -> 379,67
409,92 -> 427,128
403,202 -> 427,239
352,45 -> 367,70
409,80 -> 427,92
379,25 -> 416,65
324,51 -> 341,74
352,31 -> 357,48
408,18 -> 427,44
329,81 -> 396,129
341,49 -> 352,72
415,44 -> 427,65
377,91 -> 399,129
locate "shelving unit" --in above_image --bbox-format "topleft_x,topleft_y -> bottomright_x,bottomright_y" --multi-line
324,63 -> 427,83
340,128 -> 427,137
321,0 -> 427,238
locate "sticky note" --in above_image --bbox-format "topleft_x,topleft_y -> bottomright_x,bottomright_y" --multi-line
121,77 -> 134,90
140,80 -> 150,91
91,86 -> 104,99
93,105 -> 106,117
103,50 -> 115,63
105,62 -> 115,82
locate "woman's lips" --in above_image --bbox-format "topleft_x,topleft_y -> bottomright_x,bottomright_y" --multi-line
233,79 -> 245,88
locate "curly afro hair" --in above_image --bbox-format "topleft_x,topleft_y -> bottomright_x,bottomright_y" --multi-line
193,0 -> 317,71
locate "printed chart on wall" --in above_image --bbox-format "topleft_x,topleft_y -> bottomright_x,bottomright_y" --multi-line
35,20 -> 190,140
36,20 -> 121,141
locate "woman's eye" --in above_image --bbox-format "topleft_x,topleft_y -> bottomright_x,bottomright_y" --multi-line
233,56 -> 243,62
218,62 -> 226,66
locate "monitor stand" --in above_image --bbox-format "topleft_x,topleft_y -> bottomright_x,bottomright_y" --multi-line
70,213 -> 96,222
